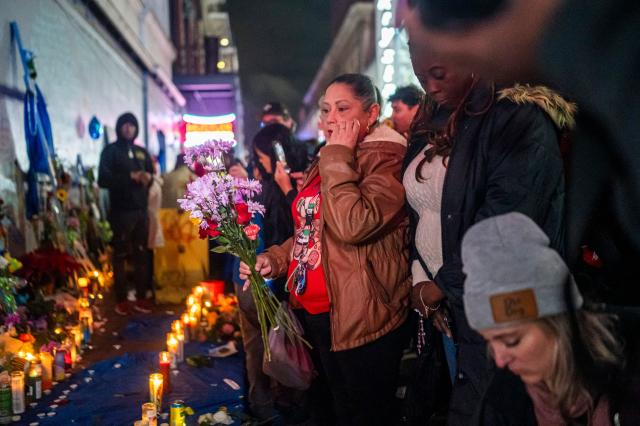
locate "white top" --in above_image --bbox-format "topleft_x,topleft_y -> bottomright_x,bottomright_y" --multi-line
148,176 -> 165,249
403,149 -> 447,286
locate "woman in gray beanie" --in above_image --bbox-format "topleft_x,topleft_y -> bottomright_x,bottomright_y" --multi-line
462,212 -> 639,425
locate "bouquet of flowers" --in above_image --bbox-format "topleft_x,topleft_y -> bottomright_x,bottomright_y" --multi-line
178,140 -> 308,360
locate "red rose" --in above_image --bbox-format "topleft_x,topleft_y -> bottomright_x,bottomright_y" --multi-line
199,220 -> 221,239
206,220 -> 221,238
198,227 -> 208,240
235,203 -> 252,225
243,224 -> 260,241
19,333 -> 35,343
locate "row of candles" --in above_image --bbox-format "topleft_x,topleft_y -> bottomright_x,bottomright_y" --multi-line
143,284 -> 220,426
1,344 -> 76,420
0,283 -> 97,420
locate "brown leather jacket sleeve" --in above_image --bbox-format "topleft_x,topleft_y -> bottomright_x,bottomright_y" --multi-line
318,144 -> 406,245
263,237 -> 293,279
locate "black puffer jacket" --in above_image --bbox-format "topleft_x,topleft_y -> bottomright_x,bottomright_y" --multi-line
403,83 -> 573,424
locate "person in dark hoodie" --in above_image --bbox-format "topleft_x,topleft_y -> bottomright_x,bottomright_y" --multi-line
98,112 -> 154,316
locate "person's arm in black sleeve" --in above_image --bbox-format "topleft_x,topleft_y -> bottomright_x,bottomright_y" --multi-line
98,147 -> 130,190
474,103 -> 564,225
284,189 -> 298,207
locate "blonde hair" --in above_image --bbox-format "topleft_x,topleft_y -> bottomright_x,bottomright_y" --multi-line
540,311 -> 624,419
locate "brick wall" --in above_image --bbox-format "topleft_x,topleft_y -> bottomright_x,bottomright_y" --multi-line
0,0 -> 179,252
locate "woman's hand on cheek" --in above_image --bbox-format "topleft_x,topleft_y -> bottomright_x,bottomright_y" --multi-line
327,120 -> 360,150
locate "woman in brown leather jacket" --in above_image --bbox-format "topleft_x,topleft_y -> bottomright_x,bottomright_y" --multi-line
240,73 -> 411,426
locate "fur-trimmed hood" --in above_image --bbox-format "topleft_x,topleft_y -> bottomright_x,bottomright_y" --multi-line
498,84 -> 577,130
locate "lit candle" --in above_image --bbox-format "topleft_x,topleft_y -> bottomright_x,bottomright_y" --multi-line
175,330 -> 184,363
78,277 -> 89,297
66,335 -> 77,366
73,326 -> 83,349
189,303 -> 201,322
10,371 -> 25,414
180,314 -> 190,342
22,352 -> 35,374
194,286 -> 204,298
159,352 -> 171,394
166,333 -> 178,369
149,373 -> 163,414
40,352 -> 53,390
171,320 -> 182,335
79,298 -> 94,331
189,315 -> 198,337
172,321 -> 185,360
27,360 -> 43,402
186,295 -> 196,307
54,349 -> 67,381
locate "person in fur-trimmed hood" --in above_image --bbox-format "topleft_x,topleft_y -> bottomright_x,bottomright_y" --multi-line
402,21 -> 576,423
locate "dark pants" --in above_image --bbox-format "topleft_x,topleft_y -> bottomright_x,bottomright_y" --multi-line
109,209 -> 149,303
234,282 -> 276,418
447,302 -> 494,426
302,311 -> 408,426
235,276 -> 308,421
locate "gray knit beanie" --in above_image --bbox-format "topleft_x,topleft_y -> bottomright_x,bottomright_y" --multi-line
462,212 -> 583,331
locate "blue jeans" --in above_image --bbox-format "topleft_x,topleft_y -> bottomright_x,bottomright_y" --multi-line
442,334 -> 457,383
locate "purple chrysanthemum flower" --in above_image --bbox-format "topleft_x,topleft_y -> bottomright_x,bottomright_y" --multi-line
234,178 -> 262,199
247,200 -> 266,216
179,172 -> 238,223
183,140 -> 234,170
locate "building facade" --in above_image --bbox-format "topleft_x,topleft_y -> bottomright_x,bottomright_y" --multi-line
170,0 -> 245,156
0,0 -> 184,252
298,0 -> 417,140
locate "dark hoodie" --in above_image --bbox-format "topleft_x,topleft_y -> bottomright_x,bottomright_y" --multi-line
98,112 -> 153,212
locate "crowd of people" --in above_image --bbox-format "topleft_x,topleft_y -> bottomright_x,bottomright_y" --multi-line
96,0 -> 640,424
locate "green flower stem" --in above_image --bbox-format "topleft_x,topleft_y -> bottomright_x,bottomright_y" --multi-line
215,223 -> 310,361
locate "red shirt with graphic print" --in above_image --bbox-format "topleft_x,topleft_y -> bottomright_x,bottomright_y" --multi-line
287,175 -> 330,314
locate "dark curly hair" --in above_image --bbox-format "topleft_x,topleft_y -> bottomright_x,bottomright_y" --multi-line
409,78 -> 494,182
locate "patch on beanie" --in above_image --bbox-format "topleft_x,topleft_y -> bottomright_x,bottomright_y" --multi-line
490,289 -> 538,323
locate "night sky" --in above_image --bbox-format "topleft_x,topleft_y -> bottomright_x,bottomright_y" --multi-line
226,0 -> 332,146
